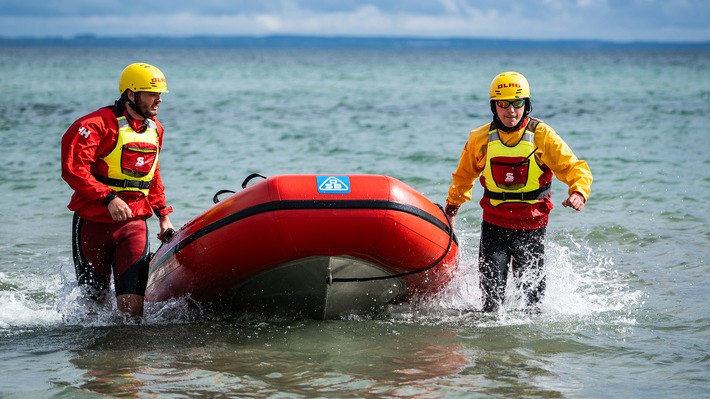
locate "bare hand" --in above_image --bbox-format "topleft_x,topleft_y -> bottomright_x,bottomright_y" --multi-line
444,204 -> 459,228
562,192 -> 585,211
157,215 -> 175,241
107,197 -> 133,221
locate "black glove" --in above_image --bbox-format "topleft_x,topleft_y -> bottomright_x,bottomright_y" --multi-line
160,228 -> 177,243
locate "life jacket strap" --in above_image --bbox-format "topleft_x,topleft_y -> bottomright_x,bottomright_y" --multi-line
94,174 -> 152,190
484,183 -> 551,201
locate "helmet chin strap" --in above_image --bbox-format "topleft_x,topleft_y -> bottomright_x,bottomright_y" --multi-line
124,91 -> 150,120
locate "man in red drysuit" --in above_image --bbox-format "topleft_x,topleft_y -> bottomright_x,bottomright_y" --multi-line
61,63 -> 175,318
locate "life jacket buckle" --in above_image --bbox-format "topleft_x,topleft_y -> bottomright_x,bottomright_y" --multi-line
501,192 -> 522,201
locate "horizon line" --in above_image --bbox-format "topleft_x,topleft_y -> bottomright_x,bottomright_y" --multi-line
2,34 -> 709,49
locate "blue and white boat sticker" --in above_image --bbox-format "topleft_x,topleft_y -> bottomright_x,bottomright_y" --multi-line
317,176 -> 351,194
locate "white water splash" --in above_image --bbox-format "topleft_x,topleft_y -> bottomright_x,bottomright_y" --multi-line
1,232 -> 644,332
0,271 -> 64,329
401,231 -> 645,327
0,264 -> 200,333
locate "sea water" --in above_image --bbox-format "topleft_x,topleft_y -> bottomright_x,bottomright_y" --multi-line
0,46 -> 708,398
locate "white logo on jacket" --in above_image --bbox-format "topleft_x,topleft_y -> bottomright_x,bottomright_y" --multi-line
77,127 -> 91,138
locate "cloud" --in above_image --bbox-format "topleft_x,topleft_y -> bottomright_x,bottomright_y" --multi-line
1,0 -> 709,42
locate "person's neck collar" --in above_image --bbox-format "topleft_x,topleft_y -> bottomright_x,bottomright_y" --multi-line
494,115 -> 529,133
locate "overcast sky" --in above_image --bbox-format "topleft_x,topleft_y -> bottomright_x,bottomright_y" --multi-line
2,0 -> 709,42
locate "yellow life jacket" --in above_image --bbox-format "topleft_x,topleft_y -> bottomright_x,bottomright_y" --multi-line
481,119 -> 552,206
95,116 -> 159,195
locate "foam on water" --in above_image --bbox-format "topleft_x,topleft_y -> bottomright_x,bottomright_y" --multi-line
390,228 -> 645,329
0,264 -> 201,333
0,271 -> 65,330
0,230 -> 644,334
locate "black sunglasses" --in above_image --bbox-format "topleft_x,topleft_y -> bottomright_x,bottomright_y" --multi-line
495,99 -> 526,109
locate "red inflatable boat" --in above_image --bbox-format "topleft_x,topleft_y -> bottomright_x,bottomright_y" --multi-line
145,174 -> 458,319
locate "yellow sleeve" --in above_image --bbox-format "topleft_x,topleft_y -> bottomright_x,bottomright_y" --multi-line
446,125 -> 489,206
535,123 -> 593,201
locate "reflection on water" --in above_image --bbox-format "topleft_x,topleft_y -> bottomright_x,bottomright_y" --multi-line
62,311 -> 629,398
66,321 -> 470,397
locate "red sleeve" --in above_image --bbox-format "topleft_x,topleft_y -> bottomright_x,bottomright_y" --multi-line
61,107 -> 117,203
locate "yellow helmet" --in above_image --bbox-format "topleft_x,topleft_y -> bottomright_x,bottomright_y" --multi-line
118,63 -> 169,94
489,71 -> 530,100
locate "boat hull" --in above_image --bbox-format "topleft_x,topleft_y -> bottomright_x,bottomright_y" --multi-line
145,174 -> 458,319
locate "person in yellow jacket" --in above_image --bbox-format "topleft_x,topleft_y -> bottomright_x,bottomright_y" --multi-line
445,71 -> 592,312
